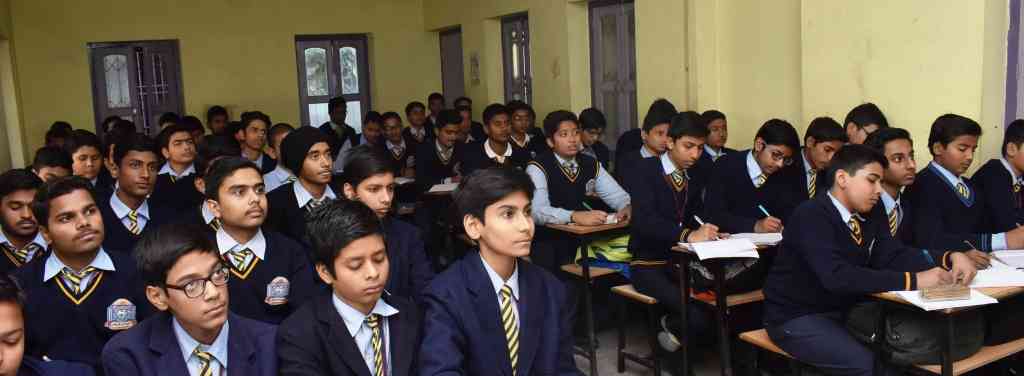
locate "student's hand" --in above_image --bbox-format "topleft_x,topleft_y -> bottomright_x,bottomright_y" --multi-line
965,249 -> 991,269
948,252 -> 978,285
1007,226 -> 1024,248
572,210 -> 609,226
754,216 -> 783,233
689,224 -> 722,242
916,267 -> 955,289
615,205 -> 632,222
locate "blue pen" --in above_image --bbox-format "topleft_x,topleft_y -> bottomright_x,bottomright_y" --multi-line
757,205 -> 772,218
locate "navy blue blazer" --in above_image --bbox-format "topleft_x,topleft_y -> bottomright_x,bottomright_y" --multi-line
973,158 -> 1024,233
613,128 -> 643,170
904,163 -> 994,251
418,253 -> 581,376
704,149 -> 801,233
613,148 -> 652,195
383,218 -> 434,301
459,140 -> 531,176
627,156 -> 707,262
151,174 -> 204,215
101,312 -> 277,376
18,357 -> 95,376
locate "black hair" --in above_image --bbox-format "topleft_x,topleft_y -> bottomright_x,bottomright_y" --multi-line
579,108 -> 607,131
268,123 -> 295,150
103,120 -> 137,159
668,111 -> 709,140
454,167 -> 535,225
328,96 -> 348,114
927,114 -> 982,156
45,127 -> 71,145
863,127 -> 913,154
0,273 -> 25,312
641,98 -> 678,132
755,119 -> 801,152
157,123 -> 192,150
49,121 -> 72,133
239,111 -> 271,132
804,116 -> 848,144
31,176 -> 97,228
381,111 -> 402,126
825,144 -> 889,188
0,169 -> 43,200
225,120 -> 244,136
342,145 -> 394,187
32,146 -> 72,171
428,92 -> 445,105
1003,119 -> 1024,158
134,222 -> 218,287
454,96 -> 472,106
405,101 -> 426,115
114,133 -> 159,166
506,100 -> 535,121
64,129 -> 102,156
702,110 -> 726,123
542,110 -> 578,139
437,109 -> 462,128
203,157 -> 261,200
101,116 -> 123,134
364,111 -> 383,125
158,112 -> 180,126
305,199 -> 385,273
482,103 -> 508,125
844,102 -> 890,130
206,105 -> 228,123
180,116 -> 204,134
195,134 -> 243,177
455,104 -> 472,114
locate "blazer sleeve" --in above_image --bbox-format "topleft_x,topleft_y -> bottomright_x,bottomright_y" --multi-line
906,183 -> 991,252
705,166 -> 757,233
276,321 -> 329,376
632,169 -> 691,244
100,344 -> 140,376
978,172 -> 1019,233
417,286 -> 467,376
555,284 -> 584,376
406,227 -> 435,301
869,211 -> 944,273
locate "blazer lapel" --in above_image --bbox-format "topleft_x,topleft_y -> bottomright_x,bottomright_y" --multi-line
315,294 -> 373,376
468,254 -> 514,376
148,313 -> 192,376
515,261 -> 542,376
226,314 -> 255,376
386,298 -> 414,375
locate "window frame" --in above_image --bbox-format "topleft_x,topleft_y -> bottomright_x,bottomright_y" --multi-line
501,13 -> 532,104
294,34 -> 372,130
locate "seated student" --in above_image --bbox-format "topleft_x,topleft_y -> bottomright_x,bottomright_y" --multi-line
614,128 -> 643,169
64,130 -> 105,187
265,123 -> 291,161
14,176 -> 152,370
427,92 -> 445,129
203,157 -> 316,325
175,134 -> 242,232
689,110 -> 736,185
180,115 -> 206,144
455,104 -> 479,144
414,109 -> 465,260
526,110 -> 632,271
102,223 -> 278,376
614,99 -> 677,194
455,96 -> 487,142
277,200 -> 421,376
97,120 -> 137,193
974,119 -> 1024,233
360,111 -> 384,148
266,126 -> 336,247
403,101 -> 435,146
100,134 -> 174,253
763,144 -> 976,375
508,100 -> 545,158
234,111 -> 276,175
317,97 -> 361,172
0,273 -> 96,376
380,112 -> 415,178
460,103 -> 532,175
578,107 -> 612,169
0,170 -> 46,274
45,123 -> 71,149
780,116 -> 848,200
158,112 -> 180,130
152,124 -> 201,213
31,146 -> 72,183
341,146 -> 434,300
843,102 -> 890,145
864,128 -> 918,244
263,123 -> 296,193
206,106 -> 229,136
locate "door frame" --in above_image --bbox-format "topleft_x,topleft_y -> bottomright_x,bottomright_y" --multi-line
588,0 -> 637,145
293,33 -> 372,128
86,39 -> 185,135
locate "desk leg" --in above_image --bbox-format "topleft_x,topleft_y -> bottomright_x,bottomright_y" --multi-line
580,239 -> 599,376
941,313 -> 953,376
712,262 -> 733,376
677,254 -> 692,376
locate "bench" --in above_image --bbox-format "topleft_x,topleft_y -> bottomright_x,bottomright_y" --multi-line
610,285 -> 661,374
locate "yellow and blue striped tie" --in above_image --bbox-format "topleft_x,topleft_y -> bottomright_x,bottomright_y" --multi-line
889,204 -> 900,236
807,170 -> 817,198
500,285 -> 519,376
755,174 -> 768,188
366,314 -> 385,376
849,218 -> 863,246
229,248 -> 252,270
127,210 -> 140,235
956,182 -> 970,200
192,346 -> 215,376
61,266 -> 98,294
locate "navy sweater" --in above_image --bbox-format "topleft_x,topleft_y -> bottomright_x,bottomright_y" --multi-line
704,150 -> 801,233
972,158 -> 1024,233
627,156 -> 706,262
904,163 -> 995,252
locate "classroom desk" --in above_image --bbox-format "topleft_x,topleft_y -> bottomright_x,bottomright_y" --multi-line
547,220 -> 629,376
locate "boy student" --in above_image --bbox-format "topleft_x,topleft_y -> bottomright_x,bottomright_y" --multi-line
45,124 -> 71,149
0,170 -> 46,274
976,119 -> 1024,232
427,92 -> 445,128
380,112 -> 415,178
203,157 -> 316,325
360,111 -> 384,147
31,146 -> 72,183
455,105 -> 477,143
705,119 -> 802,234
234,111 -> 276,175
277,200 -> 421,376
102,223 -> 278,376
864,128 -> 918,244
266,126 -> 336,246
14,176 -> 152,369
404,101 -> 435,145
180,115 -> 206,144
99,134 -> 174,253
64,130 -> 105,186
414,110 -> 465,258
455,96 -> 487,142
578,107 -> 612,169
175,134 -> 242,232
844,102 -> 890,145
419,168 -> 581,375
153,124 -> 200,213
263,123 -> 296,193
780,116 -> 848,200
206,105 -> 229,136
615,99 -> 678,193
317,96 -> 361,172
158,112 -> 180,130
763,144 -> 977,375
342,146 -> 434,300
460,103 -> 532,175
508,100 -> 544,158
700,110 -> 734,162
266,123 -> 293,161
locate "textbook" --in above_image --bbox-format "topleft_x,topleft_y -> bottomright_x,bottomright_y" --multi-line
677,238 -> 759,260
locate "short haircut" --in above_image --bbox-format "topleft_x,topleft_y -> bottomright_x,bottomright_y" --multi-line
64,129 -> 102,156
305,199 -> 384,272
157,123 -> 192,150
364,111 -> 383,125
428,92 -> 445,104
756,119 -> 801,152
455,104 -> 472,114
825,144 -> 888,188
49,121 -> 72,133
844,102 -> 890,130
328,96 -> 348,113
453,167 -> 535,225
239,111 -> 271,131
134,222 -> 218,287
482,103 -> 508,125
506,100 -> 535,120
225,121 -> 244,136
541,110 -> 578,138
668,111 -> 710,140
405,101 -> 426,115
206,105 -> 228,123
927,114 -> 982,155
114,133 -> 159,166
196,134 -> 242,177
804,116 -> 848,144
158,112 -> 180,126
45,126 -> 71,144
103,121 -> 136,158
1003,119 -> 1024,157
101,116 -> 123,134
642,98 -> 678,132
268,123 -> 295,150
0,169 -> 43,200
342,145 -> 394,187
454,96 -> 472,106
864,127 -> 913,154
203,157 -> 261,200
31,176 -> 97,227
381,111 -> 402,125
579,108 -> 607,131
0,273 -> 25,312
702,110 -> 726,123
32,146 -> 72,171
437,109 -> 462,128
180,116 -> 204,134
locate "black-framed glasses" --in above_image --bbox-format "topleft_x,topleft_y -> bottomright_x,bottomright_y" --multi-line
768,149 -> 795,166
165,265 -> 230,299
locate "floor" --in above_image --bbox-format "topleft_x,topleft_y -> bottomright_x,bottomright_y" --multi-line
573,321 -> 725,376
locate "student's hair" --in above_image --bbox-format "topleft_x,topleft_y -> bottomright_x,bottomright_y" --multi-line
482,103 -> 508,125
428,92 -> 445,104
239,111 -> 271,131
180,116 -> 204,134
927,114 -> 982,155
101,116 -> 123,134
454,96 -> 472,106
206,105 -> 228,123
328,96 -> 348,113
342,145 -> 394,187
0,169 -> 43,200
804,117 -> 848,144
64,129 -> 102,156
195,134 -> 242,177
113,133 -> 159,166
455,104 -> 472,114
579,108 -> 607,131
702,110 -> 727,123
225,120 -> 244,136
203,157 -> 261,200
542,110 -> 578,138
668,111 -> 710,140
0,273 -> 25,312
453,167 -> 535,224
364,111 -> 383,126
156,123 -> 192,150
305,199 -> 384,272
134,222 -> 218,287
45,126 -> 71,145
437,109 -> 462,128
506,100 -> 535,121
405,101 -> 426,115
641,98 -> 678,132
32,146 -> 72,171
825,144 -> 888,188
49,121 -> 72,133
863,127 -> 913,153
755,119 -> 801,152
268,123 -> 295,150
103,120 -> 137,158
31,176 -> 97,227
381,111 -> 402,125
844,102 -> 890,130
158,112 -> 180,126
1002,119 -> 1024,157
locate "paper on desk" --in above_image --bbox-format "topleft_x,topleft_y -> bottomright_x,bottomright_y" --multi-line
969,267 -> 1024,288
395,177 -> 415,185
678,238 -> 759,260
729,233 -> 783,246
892,289 -> 998,311
990,250 -> 1024,268
428,183 -> 458,193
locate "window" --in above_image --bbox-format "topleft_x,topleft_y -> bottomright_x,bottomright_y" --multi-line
88,40 -> 184,137
502,14 -> 532,104
295,35 -> 371,131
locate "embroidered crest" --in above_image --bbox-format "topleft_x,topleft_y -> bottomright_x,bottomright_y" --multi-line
265,276 -> 290,305
586,178 -> 597,197
105,298 -> 137,330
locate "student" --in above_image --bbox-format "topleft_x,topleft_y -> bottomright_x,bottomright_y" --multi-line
615,99 -> 678,194
175,134 -> 242,232
45,123 -> 71,148
427,92 -> 445,128
263,123 -> 296,193
277,200 -> 421,376
318,96 -> 362,172
906,114 -> 1024,257
578,107 -> 612,169
614,128 -> 643,169
701,110 -> 734,162
380,112 -> 415,178
206,105 -> 229,136
203,157 -> 316,325
31,146 -> 72,183
414,109 -> 465,260
460,103 -> 531,175
99,134 -> 174,253
360,111 -> 384,148
64,130 -> 105,186
763,144 -> 976,375
342,146 -> 434,300
14,176 -> 151,370
419,167 -> 580,375
975,119 -> 1024,233
864,128 -> 918,244
403,101 -> 435,145
158,112 -> 180,130
780,116 -> 848,200
454,96 -> 486,142
97,120 -> 136,194
455,104 -> 479,144
266,126 -> 336,247
0,169 -> 46,274
101,223 -> 278,376
844,102 -> 890,145
180,115 -> 206,144
152,124 -> 200,213
705,119 -> 802,233
234,111 -> 276,175
507,100 -> 544,158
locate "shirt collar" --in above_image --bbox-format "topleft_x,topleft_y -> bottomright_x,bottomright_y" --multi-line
200,203 -> 216,224
292,181 -> 336,208
0,230 -> 46,249
216,228 -> 266,260
159,163 -> 195,178
436,139 -> 452,154
1000,158 -> 1022,183
332,294 -> 400,337
746,150 -> 765,183
386,140 -> 406,151
703,145 -> 723,159
479,253 -> 520,301
511,133 -> 531,146
640,145 -> 656,159
801,148 -> 815,175
929,162 -> 966,187
827,191 -> 860,225
330,122 -> 350,134
110,192 -> 150,221
269,164 -> 293,179
43,248 -> 115,281
172,317 -> 229,370
660,152 -> 685,176
553,153 -> 575,167
484,140 -> 513,159
880,189 -> 901,215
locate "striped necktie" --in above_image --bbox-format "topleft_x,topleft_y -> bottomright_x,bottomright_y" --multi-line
127,210 -> 141,235
500,285 -> 519,376
208,218 -> 221,232
192,346 -> 216,376
562,160 -> 578,180
889,204 -> 900,237
3,242 -> 40,265
848,218 -> 863,246
170,175 -> 178,183
229,248 -> 253,270
61,266 -> 98,294
366,314 -> 385,376
1015,181 -> 1023,208
670,170 -> 688,192
807,170 -> 817,198
754,174 -> 768,188
305,197 -> 328,213
955,182 -> 970,200
284,175 -> 297,185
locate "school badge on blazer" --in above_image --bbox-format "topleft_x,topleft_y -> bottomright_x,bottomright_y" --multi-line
586,178 -> 597,197
265,276 -> 290,305
104,298 -> 137,330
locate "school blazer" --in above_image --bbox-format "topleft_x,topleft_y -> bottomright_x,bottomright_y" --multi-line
972,159 -> 1024,233
613,128 -> 643,170
19,357 -> 95,376
265,182 -> 320,248
418,253 -> 581,376
101,312 -> 278,376
383,217 -> 435,301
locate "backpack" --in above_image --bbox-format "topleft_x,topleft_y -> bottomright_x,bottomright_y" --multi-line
846,301 -> 985,366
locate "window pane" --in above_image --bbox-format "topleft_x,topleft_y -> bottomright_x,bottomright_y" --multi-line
601,14 -> 618,82
103,54 -> 130,108
346,100 -> 362,132
340,47 -> 359,95
304,48 -> 328,96
308,102 -> 329,127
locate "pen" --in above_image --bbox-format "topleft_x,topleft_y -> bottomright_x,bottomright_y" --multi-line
693,215 -> 720,240
964,240 -> 1006,266
758,205 -> 772,218
582,201 -> 594,211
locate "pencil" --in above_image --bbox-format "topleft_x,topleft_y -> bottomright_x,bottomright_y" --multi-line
757,205 -> 772,218
582,201 -> 594,211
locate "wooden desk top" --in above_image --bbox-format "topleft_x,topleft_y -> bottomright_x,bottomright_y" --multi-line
873,286 -> 1024,313
545,220 -> 630,235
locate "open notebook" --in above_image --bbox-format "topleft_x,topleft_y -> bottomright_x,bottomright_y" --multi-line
677,238 -> 759,260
